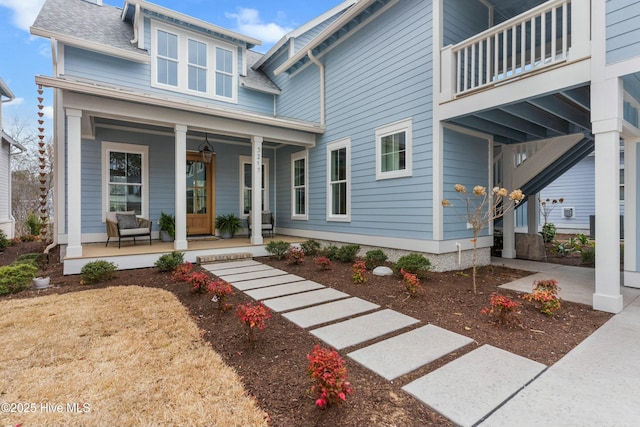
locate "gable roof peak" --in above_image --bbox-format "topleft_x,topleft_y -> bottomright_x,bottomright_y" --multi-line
253,0 -> 358,70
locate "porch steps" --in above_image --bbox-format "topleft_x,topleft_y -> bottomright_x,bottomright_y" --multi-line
196,252 -> 253,265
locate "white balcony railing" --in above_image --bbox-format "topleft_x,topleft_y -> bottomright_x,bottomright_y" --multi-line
441,0 -> 590,101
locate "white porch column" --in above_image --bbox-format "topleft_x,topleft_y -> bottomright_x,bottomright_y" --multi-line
251,136 -> 264,245
624,138 -> 640,288
501,146 -> 516,258
174,125 -> 188,250
66,108 -> 83,258
527,194 -> 538,234
592,78 -> 623,313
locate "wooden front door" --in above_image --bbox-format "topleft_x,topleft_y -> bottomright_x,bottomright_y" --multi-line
186,152 -> 215,235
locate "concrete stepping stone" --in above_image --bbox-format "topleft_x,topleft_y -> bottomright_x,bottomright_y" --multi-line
283,297 -> 380,328
262,288 -> 349,312
310,309 -> 419,350
402,345 -> 546,427
205,264 -> 273,276
245,281 -> 325,300
348,325 -> 474,380
217,268 -> 288,282
201,260 -> 261,272
230,274 -> 305,291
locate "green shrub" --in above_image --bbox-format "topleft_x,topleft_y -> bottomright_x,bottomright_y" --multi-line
576,233 -> 590,245
0,263 -> 38,295
364,249 -> 388,270
336,244 -> 361,263
14,253 -> 44,267
265,240 -> 291,259
300,239 -> 321,256
25,212 -> 44,236
322,244 -> 340,261
0,229 -> 7,251
540,223 -> 557,243
581,247 -> 595,264
80,260 -> 118,285
394,253 -> 431,277
154,251 -> 185,272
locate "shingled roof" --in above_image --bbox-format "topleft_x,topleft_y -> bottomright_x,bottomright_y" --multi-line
31,0 -> 144,56
241,50 -> 281,95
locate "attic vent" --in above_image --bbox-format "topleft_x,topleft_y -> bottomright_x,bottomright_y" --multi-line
562,207 -> 575,218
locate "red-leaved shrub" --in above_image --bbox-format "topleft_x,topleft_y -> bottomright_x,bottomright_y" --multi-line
307,345 -> 353,409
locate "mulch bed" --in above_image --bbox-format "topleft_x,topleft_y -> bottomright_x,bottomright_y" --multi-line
1,242 -> 613,427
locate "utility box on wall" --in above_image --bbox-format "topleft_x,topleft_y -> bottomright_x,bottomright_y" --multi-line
589,215 -> 624,239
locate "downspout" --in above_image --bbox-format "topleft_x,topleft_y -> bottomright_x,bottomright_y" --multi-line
307,49 -> 325,126
44,37 -> 59,256
130,4 -> 141,45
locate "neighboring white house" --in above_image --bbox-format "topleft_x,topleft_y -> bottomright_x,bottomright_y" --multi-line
0,78 -> 25,239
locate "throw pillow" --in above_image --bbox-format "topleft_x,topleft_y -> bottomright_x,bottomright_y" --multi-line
116,213 -> 138,229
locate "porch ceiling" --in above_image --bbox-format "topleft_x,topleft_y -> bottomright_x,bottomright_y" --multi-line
484,0 -> 547,24
445,84 -> 591,145
445,83 -> 594,195
93,118 -> 283,149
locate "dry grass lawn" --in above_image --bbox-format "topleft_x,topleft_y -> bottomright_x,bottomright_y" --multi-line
0,286 -> 268,427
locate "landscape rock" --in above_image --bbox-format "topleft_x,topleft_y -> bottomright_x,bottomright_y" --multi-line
373,266 -> 393,276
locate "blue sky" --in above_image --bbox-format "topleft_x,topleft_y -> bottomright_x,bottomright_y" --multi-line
0,0 -> 343,138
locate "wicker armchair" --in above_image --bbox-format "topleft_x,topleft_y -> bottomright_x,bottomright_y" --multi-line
105,211 -> 152,248
247,211 -> 274,237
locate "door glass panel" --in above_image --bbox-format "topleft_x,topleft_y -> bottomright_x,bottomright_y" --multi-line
187,160 -> 207,215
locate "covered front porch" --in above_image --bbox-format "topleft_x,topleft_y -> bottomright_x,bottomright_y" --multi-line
62,234 -> 304,275
37,75 -> 321,272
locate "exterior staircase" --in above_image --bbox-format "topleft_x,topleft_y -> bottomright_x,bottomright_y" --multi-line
494,132 -> 593,195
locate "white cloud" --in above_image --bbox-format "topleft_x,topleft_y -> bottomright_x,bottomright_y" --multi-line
42,105 -> 53,119
225,7 -> 293,45
38,42 -> 51,58
0,0 -> 46,31
5,97 -> 25,106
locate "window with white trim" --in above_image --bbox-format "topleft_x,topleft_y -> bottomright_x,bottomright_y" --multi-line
240,156 -> 270,216
327,139 -> 350,221
188,38 -> 207,93
292,151 -> 308,219
216,47 -> 233,98
151,22 -> 238,102
102,142 -> 149,220
157,30 -> 178,87
375,118 -> 413,180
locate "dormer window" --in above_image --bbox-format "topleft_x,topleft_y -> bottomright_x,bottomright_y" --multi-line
151,22 -> 238,102
216,47 -> 233,97
188,39 -> 207,93
157,30 -> 178,86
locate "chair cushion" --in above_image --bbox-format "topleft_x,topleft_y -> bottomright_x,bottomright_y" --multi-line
119,227 -> 151,236
107,210 -> 134,223
116,213 -> 139,229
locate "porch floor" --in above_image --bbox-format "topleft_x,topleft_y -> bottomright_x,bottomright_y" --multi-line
77,235 -> 304,259
63,235 -> 305,275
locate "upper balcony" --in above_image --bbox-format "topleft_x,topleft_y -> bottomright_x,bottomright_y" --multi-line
440,0 -> 591,105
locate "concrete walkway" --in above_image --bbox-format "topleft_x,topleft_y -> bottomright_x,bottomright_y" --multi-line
493,257 -> 640,307
483,258 -> 640,426
203,258 -> 640,426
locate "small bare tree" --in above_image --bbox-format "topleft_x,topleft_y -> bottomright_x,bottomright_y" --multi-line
8,117 -> 53,237
442,184 -> 525,293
